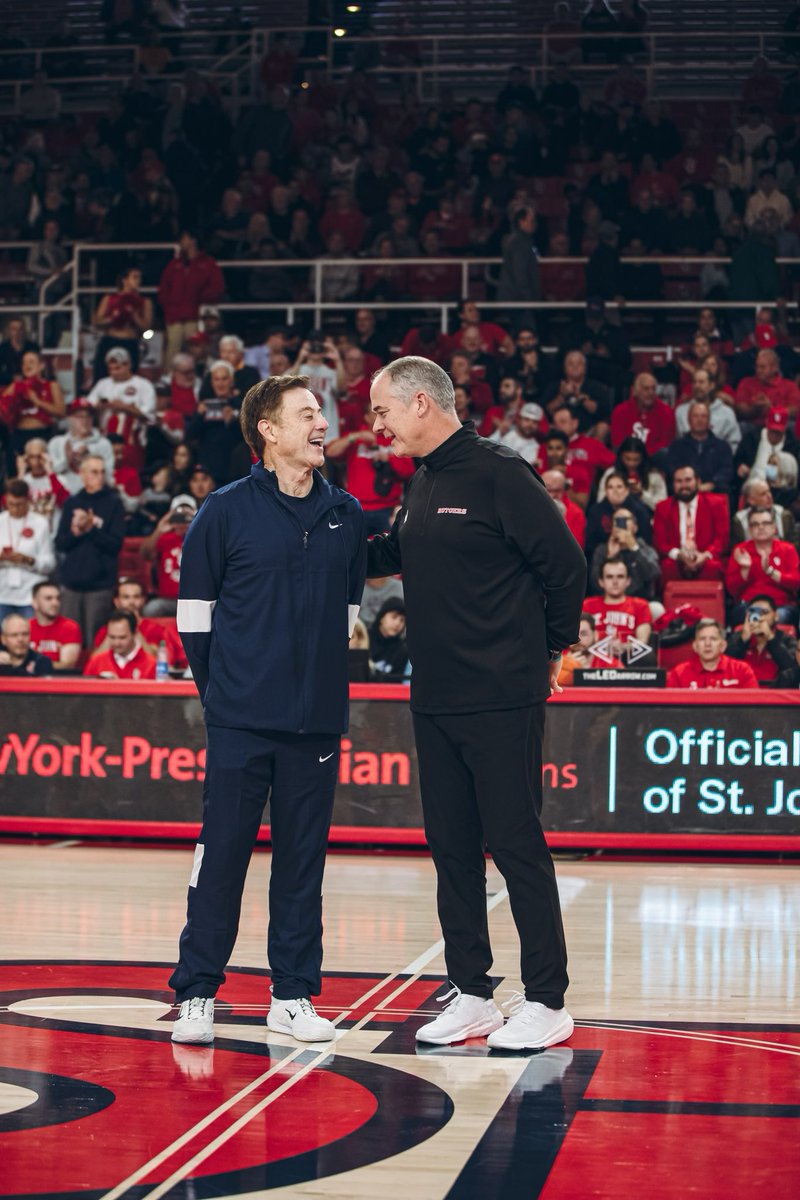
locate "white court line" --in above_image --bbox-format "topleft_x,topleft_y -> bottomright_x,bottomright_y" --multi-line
100,886 -> 509,1200
578,1020 -> 800,1057
50,839 -> 82,849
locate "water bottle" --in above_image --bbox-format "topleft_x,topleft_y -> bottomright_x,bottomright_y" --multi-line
156,640 -> 169,681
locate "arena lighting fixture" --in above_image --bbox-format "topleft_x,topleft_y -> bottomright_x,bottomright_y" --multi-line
142,329 -> 154,340
333,27 -> 347,37
346,4 -> 361,11
300,80 -> 310,88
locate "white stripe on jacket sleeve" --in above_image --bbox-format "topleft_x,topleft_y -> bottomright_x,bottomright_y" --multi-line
348,604 -> 360,637
177,598 -> 217,633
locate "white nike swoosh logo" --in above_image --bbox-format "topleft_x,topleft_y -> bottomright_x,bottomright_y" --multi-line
721,679 -> 739,686
319,752 -> 335,762
329,522 -> 341,529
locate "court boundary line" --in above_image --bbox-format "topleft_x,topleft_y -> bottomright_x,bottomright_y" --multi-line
98,889 -> 509,1200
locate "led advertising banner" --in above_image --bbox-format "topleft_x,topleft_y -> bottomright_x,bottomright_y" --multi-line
0,684 -> 797,847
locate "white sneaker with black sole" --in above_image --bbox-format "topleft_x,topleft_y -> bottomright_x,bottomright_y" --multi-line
415,985 -> 504,1045
171,997 -> 215,1044
487,994 -> 574,1051
267,997 -> 336,1042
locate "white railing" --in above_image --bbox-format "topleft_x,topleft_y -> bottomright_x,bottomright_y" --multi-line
3,240 -> 799,385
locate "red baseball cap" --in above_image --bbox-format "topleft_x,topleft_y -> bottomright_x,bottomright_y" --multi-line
766,407 -> 789,432
755,323 -> 777,349
69,397 -> 93,412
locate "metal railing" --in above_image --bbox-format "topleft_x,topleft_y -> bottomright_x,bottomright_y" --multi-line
3,25 -> 800,111
2,240 -> 798,393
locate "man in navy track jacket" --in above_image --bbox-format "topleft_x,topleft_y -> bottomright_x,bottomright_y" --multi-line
170,374 -> 366,1046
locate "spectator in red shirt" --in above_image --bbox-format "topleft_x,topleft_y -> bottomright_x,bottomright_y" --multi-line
406,230 -> 461,301
160,353 -> 199,419
725,594 -> 798,684
540,230 -> 586,303
735,349 -> 800,426
326,410 -> 415,535
551,405 -> 615,492
83,610 -> 156,680
449,350 -> 494,413
157,230 -> 225,366
726,507 -> 800,624
653,465 -> 729,584
337,346 -> 373,433
94,577 -> 186,668
611,372 -> 676,454
666,619 -> 759,689
319,188 -> 367,253
583,557 -> 654,662
29,580 -> 82,671
400,323 -> 450,366
449,300 -> 513,357
542,467 -> 586,548
140,493 -> 197,617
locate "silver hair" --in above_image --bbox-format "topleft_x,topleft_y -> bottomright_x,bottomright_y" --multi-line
373,355 -> 455,413
219,335 -> 244,354
210,359 -> 235,377
742,477 -> 772,500
1,612 -> 29,634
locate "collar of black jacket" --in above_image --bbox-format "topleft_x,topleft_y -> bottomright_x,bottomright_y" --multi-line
249,460 -> 343,513
421,421 -> 479,472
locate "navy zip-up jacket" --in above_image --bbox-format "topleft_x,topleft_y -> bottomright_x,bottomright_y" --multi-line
177,462 -> 366,734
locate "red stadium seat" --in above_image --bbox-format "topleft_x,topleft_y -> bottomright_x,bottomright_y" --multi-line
118,537 -> 153,595
658,639 -> 697,672
662,580 -> 726,625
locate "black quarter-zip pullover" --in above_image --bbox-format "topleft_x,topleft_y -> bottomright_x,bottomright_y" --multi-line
367,424 -> 587,713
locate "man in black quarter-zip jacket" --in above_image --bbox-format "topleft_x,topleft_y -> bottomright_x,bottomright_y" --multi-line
368,356 -> 586,1051
169,374 -> 366,1047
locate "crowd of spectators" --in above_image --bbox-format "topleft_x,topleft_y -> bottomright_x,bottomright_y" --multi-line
2,6 -> 800,687
0,295 -> 799,688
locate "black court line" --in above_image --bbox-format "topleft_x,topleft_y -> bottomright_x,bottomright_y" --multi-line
580,1099 -> 800,1118
446,1050 -> 602,1200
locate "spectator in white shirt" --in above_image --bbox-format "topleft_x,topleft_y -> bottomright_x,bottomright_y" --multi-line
291,333 -> 343,438
490,402 -> 545,465
744,168 -> 793,229
0,479 -> 55,621
48,401 -> 115,493
85,346 -> 156,469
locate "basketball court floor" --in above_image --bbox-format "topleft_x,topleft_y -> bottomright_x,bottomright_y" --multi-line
1,840 -> 798,1199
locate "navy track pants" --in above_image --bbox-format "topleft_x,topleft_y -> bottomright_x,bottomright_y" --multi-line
169,724 -> 339,1002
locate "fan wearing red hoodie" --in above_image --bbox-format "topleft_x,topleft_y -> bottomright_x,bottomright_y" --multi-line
611,372 -> 676,454
666,619 -> 759,689
327,411 -> 415,535
83,610 -> 157,680
157,231 -> 224,365
725,507 -> 800,623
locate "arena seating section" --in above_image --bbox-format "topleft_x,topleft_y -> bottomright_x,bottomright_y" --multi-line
0,0 -> 799,686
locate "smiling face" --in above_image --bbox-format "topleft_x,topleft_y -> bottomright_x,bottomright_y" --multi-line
260,387 -> 328,472
370,371 -> 423,457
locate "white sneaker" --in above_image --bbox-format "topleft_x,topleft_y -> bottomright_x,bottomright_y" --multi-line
171,997 -> 214,1044
267,997 -> 336,1042
487,994 -> 574,1051
415,985 -> 504,1045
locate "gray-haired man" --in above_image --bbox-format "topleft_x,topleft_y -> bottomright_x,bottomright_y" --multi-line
367,356 -> 586,1050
